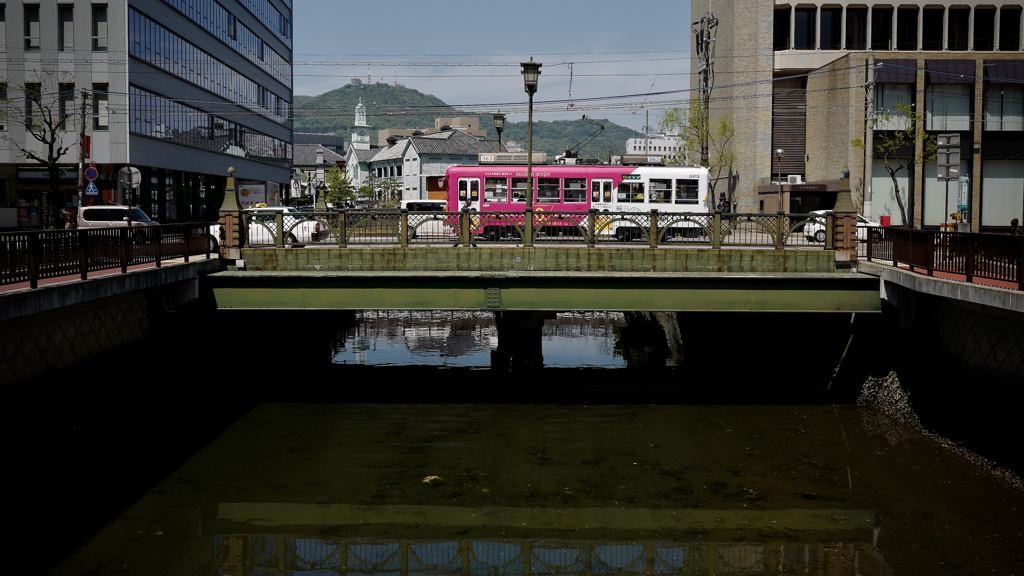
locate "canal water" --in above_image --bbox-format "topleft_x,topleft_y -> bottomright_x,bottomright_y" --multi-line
13,310 -> 1024,575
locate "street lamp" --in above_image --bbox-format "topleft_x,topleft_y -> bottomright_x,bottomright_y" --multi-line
521,58 -> 541,206
493,111 -> 505,153
775,148 -> 785,213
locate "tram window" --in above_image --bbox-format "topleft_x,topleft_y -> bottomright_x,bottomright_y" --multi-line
617,182 -> 645,203
675,179 -> 699,204
458,180 -> 469,201
537,178 -> 560,203
511,178 -> 529,202
485,177 -> 508,202
650,179 -> 672,203
592,180 -> 601,202
565,178 -> 587,203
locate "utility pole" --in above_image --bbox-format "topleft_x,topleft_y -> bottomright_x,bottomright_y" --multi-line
78,89 -> 87,207
692,10 -> 719,167
863,55 -> 876,219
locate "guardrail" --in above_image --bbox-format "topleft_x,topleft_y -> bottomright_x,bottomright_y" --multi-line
866,227 -> 1024,290
0,223 -> 214,289
236,209 -> 841,250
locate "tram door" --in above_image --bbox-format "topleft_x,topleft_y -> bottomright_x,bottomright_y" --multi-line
457,178 -> 480,207
591,179 -> 613,211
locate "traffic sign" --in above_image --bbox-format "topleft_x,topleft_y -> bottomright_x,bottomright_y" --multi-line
85,181 -> 99,196
85,167 -> 98,181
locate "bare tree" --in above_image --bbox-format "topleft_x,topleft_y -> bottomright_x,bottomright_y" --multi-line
0,75 -> 80,229
660,96 -> 736,211
853,102 -> 937,226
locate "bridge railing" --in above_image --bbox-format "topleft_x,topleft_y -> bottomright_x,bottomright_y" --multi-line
866,227 -> 1024,289
0,223 -> 214,289
241,209 -> 832,250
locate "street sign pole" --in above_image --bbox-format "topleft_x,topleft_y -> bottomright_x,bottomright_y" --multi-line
937,133 -> 961,230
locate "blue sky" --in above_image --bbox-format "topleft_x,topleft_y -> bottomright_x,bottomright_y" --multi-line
293,0 -> 694,132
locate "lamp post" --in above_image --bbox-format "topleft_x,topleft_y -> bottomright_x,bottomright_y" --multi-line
493,111 -> 505,153
521,58 -> 541,206
775,148 -> 785,213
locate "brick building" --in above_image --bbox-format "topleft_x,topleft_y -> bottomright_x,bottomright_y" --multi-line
696,0 -> 1024,230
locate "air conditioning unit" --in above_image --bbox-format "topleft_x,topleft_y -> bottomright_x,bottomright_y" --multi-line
787,175 -> 804,185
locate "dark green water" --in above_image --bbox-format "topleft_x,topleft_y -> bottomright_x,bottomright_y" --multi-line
12,311 -> 1024,576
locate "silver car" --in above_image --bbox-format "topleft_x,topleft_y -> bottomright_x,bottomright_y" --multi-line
78,204 -> 159,228
804,210 -> 879,242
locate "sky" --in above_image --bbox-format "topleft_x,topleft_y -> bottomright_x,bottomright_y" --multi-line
293,0 -> 695,133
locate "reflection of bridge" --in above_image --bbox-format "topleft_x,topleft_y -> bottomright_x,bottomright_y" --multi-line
210,535 -> 891,575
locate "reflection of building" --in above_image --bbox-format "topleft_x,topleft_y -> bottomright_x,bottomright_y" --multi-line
0,0 -> 293,227
696,0 -> 1024,230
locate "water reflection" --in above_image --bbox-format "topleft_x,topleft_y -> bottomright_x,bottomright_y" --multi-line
211,535 -> 888,575
333,311 -> 624,368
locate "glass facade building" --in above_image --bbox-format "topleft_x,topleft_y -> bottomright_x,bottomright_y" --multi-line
0,0 -> 293,228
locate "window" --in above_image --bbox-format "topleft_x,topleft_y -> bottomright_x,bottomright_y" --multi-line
511,178 -> 529,202
256,37 -> 264,61
537,178 -> 560,203
0,83 -> 6,130
564,178 -> 586,203
984,84 -> 1023,131
92,5 -> 107,51
25,83 -> 40,130
617,182 -> 645,203
60,83 -> 75,130
675,180 -> 699,205
228,13 -> 236,40
0,4 -> 6,51
591,179 -> 612,203
93,83 -> 108,130
458,179 -> 479,202
874,84 -> 913,130
59,6 -> 74,51
24,5 -> 40,52
484,177 -> 508,202
926,84 -> 971,131
793,8 -> 815,50
650,179 -> 672,203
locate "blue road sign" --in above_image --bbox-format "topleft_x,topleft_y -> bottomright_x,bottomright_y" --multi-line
85,181 -> 99,196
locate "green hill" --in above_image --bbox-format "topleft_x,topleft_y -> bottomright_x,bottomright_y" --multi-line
293,84 -> 635,159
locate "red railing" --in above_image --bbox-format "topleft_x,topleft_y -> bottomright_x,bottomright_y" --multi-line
0,223 -> 215,289
867,227 -> 1024,290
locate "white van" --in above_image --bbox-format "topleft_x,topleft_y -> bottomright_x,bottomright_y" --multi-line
78,204 -> 159,228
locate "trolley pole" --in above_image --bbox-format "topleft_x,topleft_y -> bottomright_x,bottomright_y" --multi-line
78,89 -> 87,205
863,55 -> 875,219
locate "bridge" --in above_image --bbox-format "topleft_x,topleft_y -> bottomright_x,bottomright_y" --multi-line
3,202 -> 1024,383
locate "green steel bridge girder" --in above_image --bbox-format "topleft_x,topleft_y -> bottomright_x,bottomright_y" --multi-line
206,272 -> 882,313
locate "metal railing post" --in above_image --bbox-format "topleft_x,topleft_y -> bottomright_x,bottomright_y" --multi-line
120,227 -> 129,274
27,233 -> 39,289
712,211 -> 722,249
826,214 -> 834,250
338,209 -> 348,248
154,226 -> 162,267
649,209 -> 659,248
966,233 -> 976,283
925,231 -> 934,276
1018,237 -> 1024,291
77,229 -> 88,280
776,211 -> 785,250
524,207 -> 534,248
460,208 -> 471,247
183,224 -> 191,263
865,225 -> 873,261
587,209 -> 596,247
400,209 -> 409,247
275,212 -> 285,248
205,223 -> 212,259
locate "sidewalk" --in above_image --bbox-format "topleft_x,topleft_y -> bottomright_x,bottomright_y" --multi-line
0,257 -> 203,295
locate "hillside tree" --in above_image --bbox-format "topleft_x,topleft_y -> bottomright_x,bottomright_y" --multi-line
660,96 -> 736,211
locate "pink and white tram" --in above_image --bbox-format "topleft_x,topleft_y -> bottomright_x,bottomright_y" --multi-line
444,164 -> 711,241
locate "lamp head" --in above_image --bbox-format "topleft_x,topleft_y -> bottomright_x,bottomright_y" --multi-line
774,148 -> 785,159
493,111 -> 505,131
521,58 -> 542,95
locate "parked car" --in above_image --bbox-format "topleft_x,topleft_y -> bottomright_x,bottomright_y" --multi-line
401,199 -> 455,239
804,210 -> 880,242
210,206 -> 329,246
78,204 -> 159,229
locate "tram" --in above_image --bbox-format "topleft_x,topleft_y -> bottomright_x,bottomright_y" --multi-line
444,163 -> 711,241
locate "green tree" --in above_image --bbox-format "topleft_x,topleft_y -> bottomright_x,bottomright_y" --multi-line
0,75 -> 80,228
853,102 -> 937,226
660,97 -> 736,210
323,166 -> 357,207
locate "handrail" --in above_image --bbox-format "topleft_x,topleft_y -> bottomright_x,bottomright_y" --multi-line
866,227 -> 1024,290
0,223 -> 214,289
